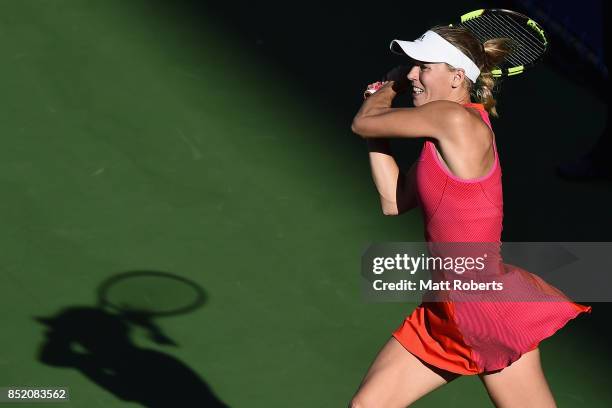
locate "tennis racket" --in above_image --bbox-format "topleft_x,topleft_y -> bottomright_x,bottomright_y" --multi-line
450,8 -> 549,77
364,9 -> 548,98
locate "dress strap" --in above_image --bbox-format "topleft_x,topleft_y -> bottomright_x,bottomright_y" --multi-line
462,102 -> 485,111
463,102 -> 492,129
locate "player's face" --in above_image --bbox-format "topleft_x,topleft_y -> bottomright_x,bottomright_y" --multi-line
407,61 -> 455,106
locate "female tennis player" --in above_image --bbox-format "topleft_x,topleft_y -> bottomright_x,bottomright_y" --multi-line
350,25 -> 592,407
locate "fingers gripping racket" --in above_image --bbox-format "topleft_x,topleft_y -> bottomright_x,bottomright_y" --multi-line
451,8 -> 549,77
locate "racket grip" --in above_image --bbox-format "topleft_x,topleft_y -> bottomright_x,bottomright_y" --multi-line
363,81 -> 386,99
363,89 -> 377,99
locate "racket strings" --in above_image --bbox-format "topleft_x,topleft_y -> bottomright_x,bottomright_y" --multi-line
475,19 -> 530,68
482,16 -> 539,64
488,13 -> 544,60
472,14 -> 545,57
465,18 -> 539,67
462,18 -> 523,67
460,13 -> 546,69
488,13 -> 544,49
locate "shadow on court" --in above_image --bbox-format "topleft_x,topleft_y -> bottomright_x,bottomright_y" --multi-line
35,271 -> 229,408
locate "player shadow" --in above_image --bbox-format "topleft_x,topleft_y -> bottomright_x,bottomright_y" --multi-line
34,271 -> 230,408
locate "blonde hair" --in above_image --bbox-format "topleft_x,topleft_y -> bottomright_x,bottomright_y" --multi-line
430,25 -> 512,118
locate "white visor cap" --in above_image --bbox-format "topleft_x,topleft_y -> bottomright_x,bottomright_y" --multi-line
390,30 -> 481,82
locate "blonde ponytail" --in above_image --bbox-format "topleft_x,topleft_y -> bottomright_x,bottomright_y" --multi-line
473,38 -> 513,117
431,26 -> 512,118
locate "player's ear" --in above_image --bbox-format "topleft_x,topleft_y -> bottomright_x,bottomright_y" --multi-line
451,69 -> 465,88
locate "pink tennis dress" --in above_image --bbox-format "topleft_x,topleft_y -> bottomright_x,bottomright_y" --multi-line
391,102 -> 592,375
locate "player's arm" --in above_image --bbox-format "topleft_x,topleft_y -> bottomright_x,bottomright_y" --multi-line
351,82 -> 467,140
366,139 -> 418,216
352,81 -> 467,215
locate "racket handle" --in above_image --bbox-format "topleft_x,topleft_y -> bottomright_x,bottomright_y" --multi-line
363,89 -> 377,99
363,81 -> 386,99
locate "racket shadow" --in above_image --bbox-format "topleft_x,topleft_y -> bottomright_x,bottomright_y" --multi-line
96,270 -> 209,346
35,270 -> 230,408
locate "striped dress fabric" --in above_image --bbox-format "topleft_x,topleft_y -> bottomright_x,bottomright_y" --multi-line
391,102 -> 592,375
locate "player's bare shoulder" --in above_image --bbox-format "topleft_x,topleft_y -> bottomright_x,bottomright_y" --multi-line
463,105 -> 494,142
418,101 -> 475,139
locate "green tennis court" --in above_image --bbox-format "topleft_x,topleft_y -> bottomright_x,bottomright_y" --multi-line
0,1 -> 610,406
